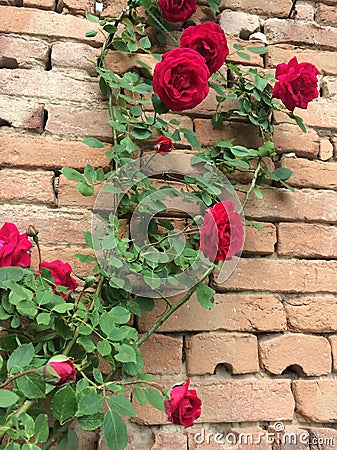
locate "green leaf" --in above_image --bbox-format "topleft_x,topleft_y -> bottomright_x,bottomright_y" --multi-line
52,303 -> 74,313
108,119 -> 127,133
36,312 -> 51,326
86,12 -> 99,23
131,128 -> 152,140
84,164 -> 97,183
60,167 -> 84,182
77,181 -> 95,197
0,390 -> 20,407
51,385 -> 78,424
0,267 -> 25,286
4,444 -> 20,450
196,283 -> 215,309
16,373 -> 46,399
7,343 -> 34,372
253,185 -> 264,199
237,51 -> 250,61
133,387 -> 146,406
141,0 -> 151,8
19,413 -> 35,438
58,428 -> 78,450
83,137 -> 105,148
78,394 -> 104,416
22,444 -> 41,450
97,340 -> 112,357
108,395 -> 136,417
110,306 -> 131,324
77,336 -> 96,353
114,344 -> 136,363
247,46 -> 268,54
144,388 -> 164,411
152,94 -> 169,114
78,413 -> 104,431
35,414 -> 49,443
139,36 -> 151,49
103,410 -> 128,450
85,30 -> 98,37
272,167 -> 293,181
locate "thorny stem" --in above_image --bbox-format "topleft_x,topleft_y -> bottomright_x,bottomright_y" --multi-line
0,369 -> 36,389
240,159 -> 262,212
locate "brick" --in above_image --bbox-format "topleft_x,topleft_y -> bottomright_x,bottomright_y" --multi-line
267,44 -> 337,76
0,97 -> 45,132
333,136 -> 337,157
0,35 -> 49,69
135,380 -> 294,424
0,69 -> 104,104
51,42 -> 100,77
320,138 -> 333,160
105,50 -> 157,78
316,4 -> 337,27
46,105 -> 111,140
227,38 -> 264,67
213,258 -> 337,293
293,380 -> 337,422
232,427 -> 272,450
186,332 -> 259,375
273,124 -> 319,159
100,0 -> 128,19
58,175 -> 101,208
23,0 -> 55,9
292,1 -> 315,20
138,293 -> 286,333
243,186 -> 337,223
219,0 -> 292,17
244,222 -> 276,255
286,298 -> 337,334
30,245 -> 94,274
152,432 -> 187,450
264,18 -> 337,50
0,6 -> 102,46
140,334 -> 182,375
56,0 -> 95,15
259,333 -> 331,376
322,77 -> 337,98
306,428 -> 337,450
280,156 -> 337,190
0,134 -> 110,170
278,223 -> 337,259
0,169 -> 55,206
194,119 -> 262,148
219,10 -> 260,38
329,336 -> 337,371
98,422 -> 155,450
270,426 -> 310,450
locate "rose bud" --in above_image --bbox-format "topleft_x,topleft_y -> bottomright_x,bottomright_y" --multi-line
41,356 -> 76,386
155,136 -> 174,154
27,225 -> 39,238
165,379 -> 202,428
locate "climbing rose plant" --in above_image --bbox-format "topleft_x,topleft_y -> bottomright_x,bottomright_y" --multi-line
0,0 -> 319,449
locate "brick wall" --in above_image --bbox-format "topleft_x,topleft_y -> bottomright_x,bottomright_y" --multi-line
1,0 -> 337,449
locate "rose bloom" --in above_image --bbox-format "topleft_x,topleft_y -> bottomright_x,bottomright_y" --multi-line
39,260 -> 78,299
158,0 -> 196,23
180,22 -> 229,74
165,379 -> 201,428
200,201 -> 243,264
155,136 -> 174,154
0,222 -> 32,268
272,56 -> 319,111
44,358 -> 76,386
153,48 -> 210,112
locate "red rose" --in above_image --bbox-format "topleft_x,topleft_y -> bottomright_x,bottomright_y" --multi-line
43,357 -> 76,385
0,222 -> 32,268
155,136 -> 174,154
180,22 -> 229,74
200,201 -> 243,264
158,0 -> 196,23
272,56 -> 319,112
153,48 -> 210,112
165,379 -> 201,428
39,260 -> 78,299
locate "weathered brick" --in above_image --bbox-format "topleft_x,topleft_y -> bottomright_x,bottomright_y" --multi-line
140,334 -> 182,375
194,119 -> 262,148
46,105 -> 111,140
138,293 -> 286,333
58,175 -> 101,208
0,97 -> 45,132
0,69 -> 104,104
292,1 -> 315,20
213,258 -> 337,293
320,138 -> 333,161
270,426 -> 310,450
23,0 -> 55,9
278,223 -> 337,258
219,10 -> 260,38
243,186 -> 337,223
0,35 -> 49,69
322,77 -> 337,98
232,427 -> 272,450
306,428 -> 337,450
280,156 -> 337,190
264,18 -> 337,50
227,38 -> 264,67
267,44 -> 337,76
285,298 -> 337,334
0,134 -> 110,170
152,432 -> 187,450
51,42 -> 100,77
244,222 -> 276,255
105,50 -> 157,78
0,6 -> 102,46
316,4 -> 337,27
259,333 -> 331,376
273,124 -> 319,159
135,379 -> 294,424
0,169 -> 55,206
56,0 -> 95,15
219,0 -> 292,17
186,332 -> 259,375
293,380 -> 337,422
100,0 -> 128,19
